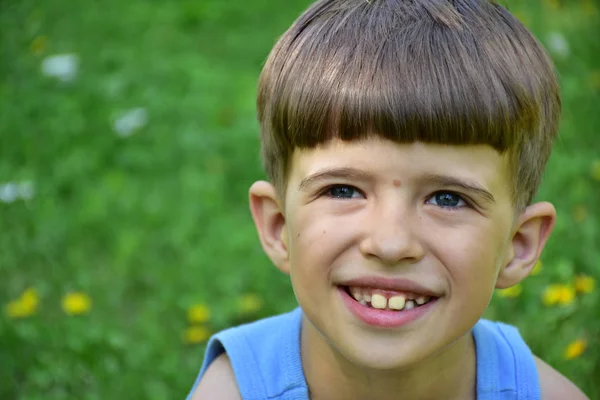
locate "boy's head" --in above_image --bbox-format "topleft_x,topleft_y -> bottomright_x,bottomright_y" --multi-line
257,0 -> 560,211
249,0 -> 560,376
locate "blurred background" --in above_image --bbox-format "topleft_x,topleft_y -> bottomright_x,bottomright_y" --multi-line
0,0 -> 599,398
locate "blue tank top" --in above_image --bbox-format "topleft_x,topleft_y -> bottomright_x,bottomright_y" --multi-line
186,307 -> 540,400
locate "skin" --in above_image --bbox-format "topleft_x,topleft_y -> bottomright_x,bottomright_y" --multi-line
192,137 -> 588,400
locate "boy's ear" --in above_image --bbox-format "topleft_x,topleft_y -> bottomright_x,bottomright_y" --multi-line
496,201 -> 556,288
249,181 -> 290,275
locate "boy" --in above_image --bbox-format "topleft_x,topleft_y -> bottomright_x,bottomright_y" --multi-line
188,0 -> 589,398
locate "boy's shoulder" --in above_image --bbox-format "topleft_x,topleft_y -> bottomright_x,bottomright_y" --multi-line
475,319 -> 589,400
534,356 -> 590,400
189,353 -> 241,400
187,307 -> 306,400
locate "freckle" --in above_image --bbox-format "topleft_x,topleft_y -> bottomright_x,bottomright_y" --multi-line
393,179 -> 401,187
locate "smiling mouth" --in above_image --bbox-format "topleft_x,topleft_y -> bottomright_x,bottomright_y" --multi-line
343,286 -> 437,312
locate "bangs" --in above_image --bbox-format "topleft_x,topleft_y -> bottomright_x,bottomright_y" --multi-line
259,0 -> 551,154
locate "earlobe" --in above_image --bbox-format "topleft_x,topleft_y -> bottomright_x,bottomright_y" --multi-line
249,181 -> 290,274
496,202 -> 556,289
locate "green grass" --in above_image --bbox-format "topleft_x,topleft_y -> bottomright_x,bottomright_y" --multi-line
0,0 -> 599,398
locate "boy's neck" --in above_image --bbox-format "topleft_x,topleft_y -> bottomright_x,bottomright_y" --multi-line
300,316 -> 477,400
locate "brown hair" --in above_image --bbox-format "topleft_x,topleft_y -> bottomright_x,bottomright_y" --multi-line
257,0 -> 561,209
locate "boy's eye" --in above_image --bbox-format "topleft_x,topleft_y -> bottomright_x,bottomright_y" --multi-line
426,191 -> 467,208
324,185 -> 363,199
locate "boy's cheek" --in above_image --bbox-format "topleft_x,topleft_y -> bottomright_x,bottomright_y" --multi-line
292,212 -> 358,250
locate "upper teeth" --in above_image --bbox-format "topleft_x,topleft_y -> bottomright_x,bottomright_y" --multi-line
388,295 -> 405,310
415,296 -> 427,305
349,287 -> 431,311
371,294 -> 387,309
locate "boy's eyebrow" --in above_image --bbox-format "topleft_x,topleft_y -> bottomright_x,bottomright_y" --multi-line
421,173 -> 496,204
298,167 -> 373,191
298,168 -> 496,203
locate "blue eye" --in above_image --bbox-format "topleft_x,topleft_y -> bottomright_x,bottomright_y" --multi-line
325,185 -> 362,199
427,192 -> 467,208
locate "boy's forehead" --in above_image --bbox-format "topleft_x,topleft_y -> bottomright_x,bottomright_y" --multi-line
292,139 -> 506,174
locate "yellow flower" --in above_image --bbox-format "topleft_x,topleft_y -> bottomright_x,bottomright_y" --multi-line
4,288 -> 39,318
187,303 -> 211,324
542,284 -> 576,306
544,0 -> 560,9
531,260 -> 543,276
497,284 -> 523,298
183,326 -> 211,344
563,339 -> 587,360
61,292 -> 92,316
590,160 -> 600,181
574,275 -> 596,294
20,288 -> 39,308
555,285 -> 576,305
238,293 -> 263,314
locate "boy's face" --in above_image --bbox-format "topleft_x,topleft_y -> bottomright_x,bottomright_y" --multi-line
250,137 -> 555,370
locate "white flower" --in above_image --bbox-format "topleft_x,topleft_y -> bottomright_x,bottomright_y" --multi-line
114,108 -> 148,137
546,32 -> 569,59
0,182 -> 19,203
41,54 -> 79,82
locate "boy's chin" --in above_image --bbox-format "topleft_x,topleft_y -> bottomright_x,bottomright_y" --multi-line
341,345 -> 425,372
331,334 -> 435,372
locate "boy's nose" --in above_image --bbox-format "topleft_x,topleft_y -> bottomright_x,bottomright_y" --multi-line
359,206 -> 425,266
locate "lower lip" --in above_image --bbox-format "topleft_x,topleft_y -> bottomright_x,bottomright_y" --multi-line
338,287 -> 437,328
